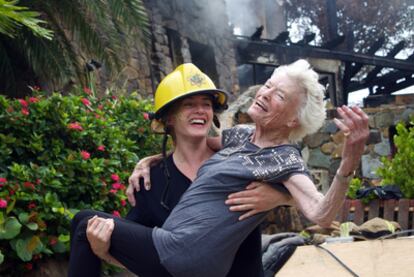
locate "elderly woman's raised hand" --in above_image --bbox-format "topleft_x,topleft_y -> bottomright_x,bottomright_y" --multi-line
333,105 -> 369,176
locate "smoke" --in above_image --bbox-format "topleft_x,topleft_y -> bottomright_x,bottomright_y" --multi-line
225,0 -> 261,36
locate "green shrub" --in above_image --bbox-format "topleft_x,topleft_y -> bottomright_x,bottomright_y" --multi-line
0,89 -> 161,273
377,118 -> 414,198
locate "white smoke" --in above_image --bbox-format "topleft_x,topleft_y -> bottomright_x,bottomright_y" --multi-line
225,0 -> 262,36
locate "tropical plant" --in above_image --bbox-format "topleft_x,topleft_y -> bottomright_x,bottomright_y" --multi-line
0,0 -> 52,39
377,118 -> 414,198
0,88 -> 161,274
0,0 -> 149,97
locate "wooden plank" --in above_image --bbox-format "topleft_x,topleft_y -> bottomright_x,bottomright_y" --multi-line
398,199 -> 410,230
353,200 -> 365,225
277,238 -> 414,277
368,199 -> 380,220
383,200 -> 396,221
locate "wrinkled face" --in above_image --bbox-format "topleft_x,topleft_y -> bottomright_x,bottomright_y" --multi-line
247,72 -> 303,131
168,94 -> 213,139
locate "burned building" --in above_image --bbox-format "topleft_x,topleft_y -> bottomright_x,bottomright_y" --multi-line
123,0 -> 240,98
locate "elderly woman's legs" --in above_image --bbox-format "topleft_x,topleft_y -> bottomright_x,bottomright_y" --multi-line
68,210 -> 172,277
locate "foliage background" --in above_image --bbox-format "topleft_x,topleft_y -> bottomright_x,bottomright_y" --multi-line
0,89 -> 161,273
377,118 -> 414,198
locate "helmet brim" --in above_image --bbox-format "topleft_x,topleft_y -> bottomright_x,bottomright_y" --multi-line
153,89 -> 229,119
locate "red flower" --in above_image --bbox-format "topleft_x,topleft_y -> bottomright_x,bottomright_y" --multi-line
120,199 -> 127,207
112,183 -> 122,190
109,189 -> 118,194
68,122 -> 83,131
143,112 -> 150,120
21,108 -> 29,116
0,177 -> 7,184
18,99 -> 28,108
36,179 -> 41,184
24,263 -> 33,271
111,174 -> 120,182
23,182 -> 35,190
80,151 -> 90,160
81,98 -> 91,106
97,145 -> 105,151
28,202 -> 36,209
111,95 -> 118,100
29,97 -> 39,103
95,113 -> 101,119
112,211 -> 121,217
0,199 -> 7,208
49,236 -> 58,246
83,87 -> 92,95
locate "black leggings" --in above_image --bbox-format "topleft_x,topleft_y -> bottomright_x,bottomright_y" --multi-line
68,210 -> 172,277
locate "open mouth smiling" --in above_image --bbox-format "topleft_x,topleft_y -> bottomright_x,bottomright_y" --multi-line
189,118 -> 207,125
255,100 -> 268,112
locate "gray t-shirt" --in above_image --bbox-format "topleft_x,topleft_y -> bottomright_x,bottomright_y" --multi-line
153,125 -> 308,277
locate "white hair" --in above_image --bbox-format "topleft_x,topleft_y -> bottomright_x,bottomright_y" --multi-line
272,59 -> 326,143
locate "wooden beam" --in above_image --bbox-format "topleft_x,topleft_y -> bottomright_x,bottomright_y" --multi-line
348,37 -> 385,78
365,41 -> 408,83
347,70 -> 413,92
375,77 -> 414,95
321,35 -> 345,49
326,0 -> 338,40
234,38 -> 414,71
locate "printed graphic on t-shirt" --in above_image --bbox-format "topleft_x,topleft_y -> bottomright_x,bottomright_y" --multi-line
222,125 -> 306,182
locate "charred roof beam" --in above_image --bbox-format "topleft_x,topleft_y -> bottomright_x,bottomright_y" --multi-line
234,38 -> 414,71
365,41 -> 407,83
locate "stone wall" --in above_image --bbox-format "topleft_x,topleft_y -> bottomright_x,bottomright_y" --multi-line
305,104 -> 414,190
140,0 -> 239,96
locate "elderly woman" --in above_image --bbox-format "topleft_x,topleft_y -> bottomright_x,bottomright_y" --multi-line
68,59 -> 369,277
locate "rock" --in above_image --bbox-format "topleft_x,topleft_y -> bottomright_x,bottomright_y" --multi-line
322,120 -> 338,133
367,129 -> 382,144
303,133 -> 330,148
374,137 -> 391,156
321,142 -> 336,155
361,154 -> 383,179
331,131 -> 345,144
331,143 -> 343,158
310,169 -> 330,193
307,149 -> 331,169
218,85 -> 259,129
373,111 -> 394,128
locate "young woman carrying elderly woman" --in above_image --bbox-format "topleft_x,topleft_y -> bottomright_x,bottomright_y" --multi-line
70,63 -> 289,277
68,59 -> 369,277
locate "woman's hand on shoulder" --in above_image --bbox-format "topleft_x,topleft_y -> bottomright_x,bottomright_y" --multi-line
127,154 -> 163,206
225,182 -> 293,220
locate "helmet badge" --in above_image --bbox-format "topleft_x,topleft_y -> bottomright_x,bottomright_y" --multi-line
188,73 -> 206,87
